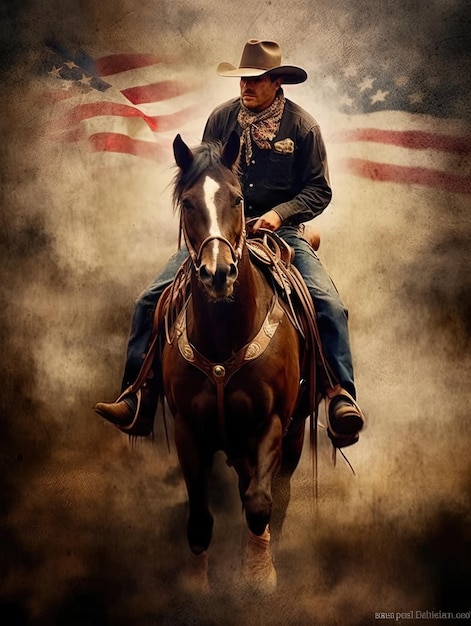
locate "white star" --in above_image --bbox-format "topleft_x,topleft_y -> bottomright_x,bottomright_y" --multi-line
370,89 -> 389,104
358,77 -> 375,92
78,73 -> 93,86
64,60 -> 79,70
48,65 -> 62,79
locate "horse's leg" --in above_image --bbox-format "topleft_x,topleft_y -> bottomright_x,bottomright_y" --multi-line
234,458 -> 277,596
241,414 -> 283,594
174,415 -> 214,591
244,414 -> 283,535
270,417 -> 305,550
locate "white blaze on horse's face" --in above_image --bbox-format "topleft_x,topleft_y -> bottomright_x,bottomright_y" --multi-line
197,174 -> 238,300
203,176 -> 223,258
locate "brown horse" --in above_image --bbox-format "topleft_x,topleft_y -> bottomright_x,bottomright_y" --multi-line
161,132 -> 314,593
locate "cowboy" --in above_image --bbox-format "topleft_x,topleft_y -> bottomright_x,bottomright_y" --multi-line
95,39 -> 364,446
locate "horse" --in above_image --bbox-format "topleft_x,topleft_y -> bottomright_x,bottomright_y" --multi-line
160,131 -> 317,593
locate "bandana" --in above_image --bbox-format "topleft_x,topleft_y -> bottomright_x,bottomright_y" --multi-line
237,92 -> 286,165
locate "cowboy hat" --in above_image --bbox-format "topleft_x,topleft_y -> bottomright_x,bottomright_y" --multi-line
217,39 -> 307,84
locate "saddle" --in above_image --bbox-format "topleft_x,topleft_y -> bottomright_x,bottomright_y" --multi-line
246,229 -> 336,420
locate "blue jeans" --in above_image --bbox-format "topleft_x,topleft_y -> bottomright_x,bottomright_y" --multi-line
279,226 -> 355,398
121,226 -> 355,398
121,247 -> 189,390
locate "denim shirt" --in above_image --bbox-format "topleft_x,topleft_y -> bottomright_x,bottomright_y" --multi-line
202,96 -> 332,225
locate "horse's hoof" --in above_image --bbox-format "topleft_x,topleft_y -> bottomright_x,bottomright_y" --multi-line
242,528 -> 277,595
180,552 -> 211,594
244,563 -> 277,596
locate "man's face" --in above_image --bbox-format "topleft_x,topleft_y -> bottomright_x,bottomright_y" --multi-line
240,75 -> 282,112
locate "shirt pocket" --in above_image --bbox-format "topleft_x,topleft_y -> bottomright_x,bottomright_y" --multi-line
267,151 -> 295,188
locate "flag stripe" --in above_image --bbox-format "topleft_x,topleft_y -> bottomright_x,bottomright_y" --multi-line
57,103 -> 204,140
95,53 -> 162,76
88,132 -> 168,160
64,102 -> 158,131
150,107 -> 197,133
332,128 -> 470,155
332,140 -> 467,173
341,158 -> 471,194
121,80 -> 195,105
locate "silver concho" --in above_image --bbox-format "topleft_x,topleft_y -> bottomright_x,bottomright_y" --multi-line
245,342 -> 262,360
263,318 -> 279,338
182,344 -> 195,361
213,365 -> 226,377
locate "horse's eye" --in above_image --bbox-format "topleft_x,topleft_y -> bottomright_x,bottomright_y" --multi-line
182,198 -> 193,211
234,196 -> 243,206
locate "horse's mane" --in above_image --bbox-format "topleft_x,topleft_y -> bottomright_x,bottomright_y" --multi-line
172,140 -> 239,211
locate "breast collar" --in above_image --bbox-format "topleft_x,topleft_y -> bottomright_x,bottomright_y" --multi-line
173,294 -> 284,390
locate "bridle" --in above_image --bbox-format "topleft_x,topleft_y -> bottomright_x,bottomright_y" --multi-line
178,199 -> 246,274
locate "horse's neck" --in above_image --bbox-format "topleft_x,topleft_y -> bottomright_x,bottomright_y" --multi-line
189,251 -> 269,361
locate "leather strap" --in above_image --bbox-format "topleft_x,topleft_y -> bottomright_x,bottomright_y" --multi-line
175,293 -> 284,386
174,294 -> 284,447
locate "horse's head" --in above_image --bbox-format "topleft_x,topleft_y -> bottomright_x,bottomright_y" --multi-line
173,132 -> 244,300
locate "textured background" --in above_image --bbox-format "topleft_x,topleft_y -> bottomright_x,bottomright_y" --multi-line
1,1 -> 470,624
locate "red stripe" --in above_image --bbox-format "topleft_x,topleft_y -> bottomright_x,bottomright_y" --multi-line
87,132 -> 170,161
64,102 -> 158,131
59,102 -> 195,134
121,80 -> 193,105
96,53 -> 162,76
341,158 -> 471,194
151,107 -> 199,132
333,128 -> 470,155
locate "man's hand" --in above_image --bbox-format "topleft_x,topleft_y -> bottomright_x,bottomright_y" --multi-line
251,210 -> 283,232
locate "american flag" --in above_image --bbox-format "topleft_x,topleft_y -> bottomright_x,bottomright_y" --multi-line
42,41 -> 470,195
42,42 -> 207,162
313,59 -> 471,195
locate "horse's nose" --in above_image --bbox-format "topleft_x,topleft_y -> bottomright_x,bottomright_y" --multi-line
198,262 -> 238,293
198,264 -> 213,285
227,262 -> 238,281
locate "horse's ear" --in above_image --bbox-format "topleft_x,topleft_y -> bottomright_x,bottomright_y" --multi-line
173,134 -> 193,171
221,131 -> 241,170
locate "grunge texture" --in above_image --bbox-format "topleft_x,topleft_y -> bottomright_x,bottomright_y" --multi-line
1,1 -> 470,624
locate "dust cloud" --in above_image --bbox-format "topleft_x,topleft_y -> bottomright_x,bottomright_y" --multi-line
1,0 -> 470,624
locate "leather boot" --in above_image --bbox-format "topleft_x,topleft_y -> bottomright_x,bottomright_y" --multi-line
95,395 -> 137,427
94,384 -> 157,437
326,387 -> 365,448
